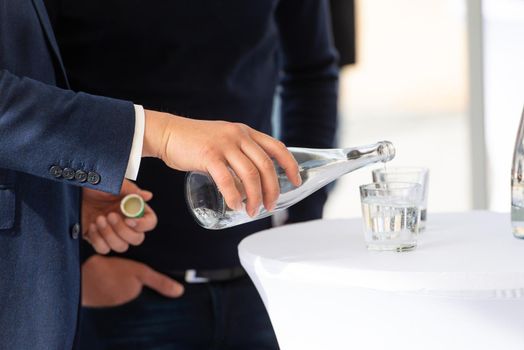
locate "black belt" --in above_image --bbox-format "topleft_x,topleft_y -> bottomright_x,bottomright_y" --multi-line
165,267 -> 247,284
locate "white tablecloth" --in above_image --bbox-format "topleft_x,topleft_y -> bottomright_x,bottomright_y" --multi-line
239,211 -> 524,350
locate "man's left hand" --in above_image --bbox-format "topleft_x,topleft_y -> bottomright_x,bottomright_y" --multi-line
82,180 -> 157,254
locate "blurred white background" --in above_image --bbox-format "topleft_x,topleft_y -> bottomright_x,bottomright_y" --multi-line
323,0 -> 524,219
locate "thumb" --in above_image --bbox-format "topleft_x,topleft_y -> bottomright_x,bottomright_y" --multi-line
137,265 -> 184,298
138,189 -> 153,202
121,180 -> 153,201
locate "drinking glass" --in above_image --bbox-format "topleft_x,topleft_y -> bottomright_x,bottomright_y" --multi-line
372,167 -> 429,231
360,182 -> 423,252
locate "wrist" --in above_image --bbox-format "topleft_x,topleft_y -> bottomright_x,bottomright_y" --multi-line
143,110 -> 170,158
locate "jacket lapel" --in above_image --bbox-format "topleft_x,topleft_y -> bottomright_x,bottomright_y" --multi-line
31,0 -> 69,87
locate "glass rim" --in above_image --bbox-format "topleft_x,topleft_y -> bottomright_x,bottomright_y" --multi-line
359,181 -> 422,193
372,166 -> 429,175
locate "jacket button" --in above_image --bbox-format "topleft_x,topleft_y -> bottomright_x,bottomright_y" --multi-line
62,168 -> 75,180
75,170 -> 88,183
87,172 -> 101,185
71,223 -> 80,239
49,165 -> 63,178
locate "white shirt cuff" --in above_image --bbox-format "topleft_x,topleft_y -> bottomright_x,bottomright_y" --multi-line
124,105 -> 145,180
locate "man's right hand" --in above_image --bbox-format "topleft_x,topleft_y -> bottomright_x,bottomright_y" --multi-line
142,111 -> 301,217
82,255 -> 184,307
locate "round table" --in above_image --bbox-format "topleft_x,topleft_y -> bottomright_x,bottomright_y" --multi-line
238,211 -> 524,350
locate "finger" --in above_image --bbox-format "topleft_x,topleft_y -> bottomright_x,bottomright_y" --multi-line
107,212 -> 145,246
124,204 -> 157,232
225,150 -> 263,217
137,265 -> 184,298
121,180 -> 154,201
250,131 -> 301,187
240,139 -> 279,211
84,223 -> 111,255
207,162 -> 243,211
96,216 -> 129,253
139,190 -> 153,201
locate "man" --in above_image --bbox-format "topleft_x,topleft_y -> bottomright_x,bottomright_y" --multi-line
0,1 -> 299,349
45,0 -> 339,349
330,0 -> 357,68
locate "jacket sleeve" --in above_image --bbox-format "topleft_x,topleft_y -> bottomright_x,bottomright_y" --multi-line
0,69 -> 135,195
275,0 -> 339,223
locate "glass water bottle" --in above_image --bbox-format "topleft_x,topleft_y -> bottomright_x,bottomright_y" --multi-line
186,141 -> 395,230
511,106 -> 524,238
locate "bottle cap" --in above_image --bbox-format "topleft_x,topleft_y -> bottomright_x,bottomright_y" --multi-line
120,194 -> 145,218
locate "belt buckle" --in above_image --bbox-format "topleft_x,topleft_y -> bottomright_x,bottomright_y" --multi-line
185,269 -> 209,283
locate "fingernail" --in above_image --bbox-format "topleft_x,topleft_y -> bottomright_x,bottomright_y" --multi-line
125,219 -> 137,228
250,207 -> 259,217
296,172 -> 302,185
234,202 -> 243,212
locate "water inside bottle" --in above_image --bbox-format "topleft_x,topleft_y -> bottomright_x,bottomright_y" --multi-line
193,170 -> 304,229
191,152 -> 340,229
512,182 -> 524,238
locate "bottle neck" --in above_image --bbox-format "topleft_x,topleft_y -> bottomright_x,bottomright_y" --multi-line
290,141 -> 396,182
343,141 -> 395,163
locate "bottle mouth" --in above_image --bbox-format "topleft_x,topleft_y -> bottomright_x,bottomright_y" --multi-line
377,141 -> 395,162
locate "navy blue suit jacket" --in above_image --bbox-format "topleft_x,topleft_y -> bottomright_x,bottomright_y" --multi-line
0,0 -> 136,348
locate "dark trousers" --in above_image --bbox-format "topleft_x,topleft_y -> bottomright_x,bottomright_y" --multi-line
78,276 -> 280,350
